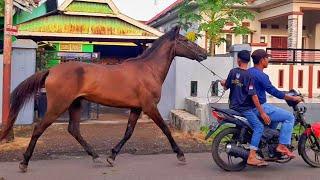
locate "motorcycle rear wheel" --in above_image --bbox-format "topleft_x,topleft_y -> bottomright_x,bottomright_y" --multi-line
212,127 -> 247,171
298,134 -> 320,167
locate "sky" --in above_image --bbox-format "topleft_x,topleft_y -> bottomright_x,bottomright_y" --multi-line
56,0 -> 177,21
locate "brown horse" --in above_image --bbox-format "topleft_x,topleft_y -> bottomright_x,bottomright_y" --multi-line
0,26 -> 207,172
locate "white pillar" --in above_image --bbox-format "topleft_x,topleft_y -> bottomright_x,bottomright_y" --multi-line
288,14 -> 303,49
297,14 -> 303,49
315,23 -> 320,49
251,18 -> 262,44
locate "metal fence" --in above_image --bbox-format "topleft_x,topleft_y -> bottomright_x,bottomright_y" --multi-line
266,48 -> 320,64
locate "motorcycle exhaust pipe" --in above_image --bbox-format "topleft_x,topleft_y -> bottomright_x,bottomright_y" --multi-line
226,144 -> 249,159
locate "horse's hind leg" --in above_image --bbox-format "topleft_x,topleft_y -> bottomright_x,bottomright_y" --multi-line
67,99 -> 101,162
107,108 -> 142,166
19,102 -> 70,172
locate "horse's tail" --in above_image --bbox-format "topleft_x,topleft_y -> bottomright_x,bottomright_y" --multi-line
0,70 -> 50,141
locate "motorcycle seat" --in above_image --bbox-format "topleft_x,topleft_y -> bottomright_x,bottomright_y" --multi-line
211,107 -> 243,117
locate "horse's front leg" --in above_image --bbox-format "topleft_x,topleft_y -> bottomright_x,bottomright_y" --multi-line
107,108 -> 142,166
143,104 -> 186,163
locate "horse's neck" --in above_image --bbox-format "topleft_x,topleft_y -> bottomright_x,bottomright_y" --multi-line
144,41 -> 175,83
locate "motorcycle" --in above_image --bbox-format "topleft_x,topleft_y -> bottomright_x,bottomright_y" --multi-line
205,89 -> 320,171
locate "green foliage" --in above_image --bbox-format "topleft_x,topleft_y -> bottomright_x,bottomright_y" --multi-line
0,0 -> 4,17
179,0 -> 255,52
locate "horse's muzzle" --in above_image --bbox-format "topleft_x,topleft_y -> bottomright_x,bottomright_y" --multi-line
197,54 -> 207,61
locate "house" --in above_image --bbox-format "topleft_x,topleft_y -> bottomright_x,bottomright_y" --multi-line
0,0 -> 163,124
147,0 -> 320,98
15,0 -> 162,62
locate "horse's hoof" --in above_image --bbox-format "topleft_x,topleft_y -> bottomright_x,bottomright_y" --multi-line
93,157 -> 105,164
177,155 -> 187,165
106,157 -> 115,167
19,163 -> 28,173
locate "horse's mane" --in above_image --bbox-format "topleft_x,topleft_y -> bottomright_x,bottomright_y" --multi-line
100,28 -> 177,65
133,29 -> 176,60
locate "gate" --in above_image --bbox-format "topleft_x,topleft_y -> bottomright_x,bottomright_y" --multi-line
266,48 -> 320,64
36,50 -> 101,121
266,48 -> 320,98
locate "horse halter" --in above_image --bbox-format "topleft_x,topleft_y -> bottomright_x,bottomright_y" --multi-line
175,37 -> 200,59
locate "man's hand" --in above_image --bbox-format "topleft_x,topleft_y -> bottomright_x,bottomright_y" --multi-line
285,95 -> 304,103
261,112 -> 271,125
292,96 -> 304,103
220,80 -> 226,87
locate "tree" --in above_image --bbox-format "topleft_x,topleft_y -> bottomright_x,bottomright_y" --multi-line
0,0 -> 4,17
179,0 -> 255,55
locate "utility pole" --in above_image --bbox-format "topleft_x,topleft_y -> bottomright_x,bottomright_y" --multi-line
2,0 -> 14,142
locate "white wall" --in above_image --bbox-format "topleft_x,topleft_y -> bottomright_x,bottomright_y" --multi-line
293,65 -> 310,95
158,60 -> 176,120
264,65 -> 290,92
0,40 -> 37,125
11,47 -> 36,124
158,56 -> 234,120
174,56 -> 234,109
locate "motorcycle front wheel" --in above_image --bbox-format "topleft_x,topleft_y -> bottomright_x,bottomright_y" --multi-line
298,134 -> 320,167
211,127 -> 247,171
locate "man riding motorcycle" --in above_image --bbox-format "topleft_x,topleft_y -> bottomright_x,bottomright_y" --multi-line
248,49 -> 303,158
220,50 -> 269,166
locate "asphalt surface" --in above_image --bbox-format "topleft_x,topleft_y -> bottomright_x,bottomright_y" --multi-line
0,123 -> 210,162
0,153 -> 319,180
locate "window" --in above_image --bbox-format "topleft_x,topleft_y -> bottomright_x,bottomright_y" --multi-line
242,22 -> 250,27
260,36 -> 266,43
318,71 -> 320,89
191,81 -> 198,97
226,34 -> 233,52
298,70 -> 303,88
278,70 -> 284,88
271,24 -> 280,29
242,35 -> 249,44
261,24 -> 268,29
211,81 -> 219,96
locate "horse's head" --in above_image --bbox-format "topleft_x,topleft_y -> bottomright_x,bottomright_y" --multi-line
171,26 -> 207,62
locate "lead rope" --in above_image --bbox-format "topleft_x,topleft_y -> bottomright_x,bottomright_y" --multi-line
197,61 -> 226,104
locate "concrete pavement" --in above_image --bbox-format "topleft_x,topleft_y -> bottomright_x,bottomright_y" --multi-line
0,153 -> 319,180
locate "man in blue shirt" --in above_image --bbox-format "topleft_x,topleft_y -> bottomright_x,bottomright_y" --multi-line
221,50 -> 269,166
248,49 -> 303,158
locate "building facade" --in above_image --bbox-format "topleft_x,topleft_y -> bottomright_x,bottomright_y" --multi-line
147,0 -> 320,98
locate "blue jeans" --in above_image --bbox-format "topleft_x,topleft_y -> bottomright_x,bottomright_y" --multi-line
242,110 -> 264,150
253,103 -> 295,145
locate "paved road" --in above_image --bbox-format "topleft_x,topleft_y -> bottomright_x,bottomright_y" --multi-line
0,153 -> 319,180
